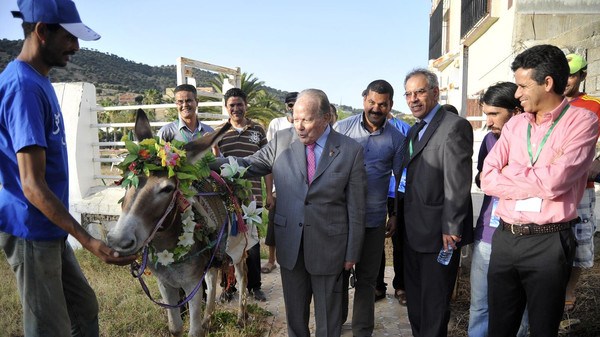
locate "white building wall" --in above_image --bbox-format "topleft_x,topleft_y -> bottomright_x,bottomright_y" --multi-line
466,2 -> 517,97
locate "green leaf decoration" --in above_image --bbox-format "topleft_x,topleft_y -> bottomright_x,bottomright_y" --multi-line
124,140 -> 140,154
120,153 -> 138,168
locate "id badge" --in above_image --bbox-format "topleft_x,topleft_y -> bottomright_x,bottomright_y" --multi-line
515,197 -> 542,213
489,197 -> 500,228
398,168 -> 407,193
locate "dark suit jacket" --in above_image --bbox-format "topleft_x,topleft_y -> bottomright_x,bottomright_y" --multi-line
231,127 -> 367,275
401,108 -> 474,253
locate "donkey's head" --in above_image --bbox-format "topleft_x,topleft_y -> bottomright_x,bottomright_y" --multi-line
106,109 -> 230,256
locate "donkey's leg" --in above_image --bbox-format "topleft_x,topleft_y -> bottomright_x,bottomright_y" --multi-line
157,281 -> 184,337
184,280 -> 206,337
201,267 -> 219,332
234,261 -> 248,327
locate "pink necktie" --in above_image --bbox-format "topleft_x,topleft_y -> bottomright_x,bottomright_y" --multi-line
307,143 -> 316,185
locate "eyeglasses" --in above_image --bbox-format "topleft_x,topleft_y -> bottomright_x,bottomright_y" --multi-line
404,88 -> 431,98
175,99 -> 195,106
286,103 -> 294,109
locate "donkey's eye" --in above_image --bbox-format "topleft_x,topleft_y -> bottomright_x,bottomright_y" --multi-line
159,185 -> 175,194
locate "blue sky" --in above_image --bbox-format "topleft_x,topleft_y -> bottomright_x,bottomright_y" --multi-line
0,0 -> 432,111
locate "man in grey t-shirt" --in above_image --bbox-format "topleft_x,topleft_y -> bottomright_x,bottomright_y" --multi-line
158,84 -> 214,142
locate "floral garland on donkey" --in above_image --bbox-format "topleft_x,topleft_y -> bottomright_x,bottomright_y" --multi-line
116,137 -> 263,267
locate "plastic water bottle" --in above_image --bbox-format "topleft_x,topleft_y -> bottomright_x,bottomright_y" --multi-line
437,247 -> 453,265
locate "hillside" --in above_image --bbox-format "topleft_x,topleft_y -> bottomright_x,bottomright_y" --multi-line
0,39 -> 289,102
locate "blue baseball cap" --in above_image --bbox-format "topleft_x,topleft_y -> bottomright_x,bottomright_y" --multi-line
11,0 -> 100,41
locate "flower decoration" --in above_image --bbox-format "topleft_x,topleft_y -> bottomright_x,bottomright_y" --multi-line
117,136 -> 258,266
156,250 -> 175,266
178,232 -> 195,247
220,157 -> 249,180
242,200 -> 264,225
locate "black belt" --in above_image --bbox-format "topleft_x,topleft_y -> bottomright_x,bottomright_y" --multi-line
500,217 -> 580,236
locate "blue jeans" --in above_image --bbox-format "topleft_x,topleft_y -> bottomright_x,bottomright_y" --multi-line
0,232 -> 99,337
469,240 -> 528,337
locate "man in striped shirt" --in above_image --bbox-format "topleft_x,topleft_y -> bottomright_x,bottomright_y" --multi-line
214,88 -> 268,302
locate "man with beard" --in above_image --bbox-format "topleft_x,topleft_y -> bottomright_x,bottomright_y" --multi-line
563,53 -> 600,313
334,79 -> 405,336
400,68 -> 473,337
469,82 -> 529,337
481,45 -> 598,336
157,84 -> 214,142
0,0 -> 136,335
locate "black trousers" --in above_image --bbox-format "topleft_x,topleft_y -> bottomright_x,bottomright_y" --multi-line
376,197 -> 405,292
488,225 -> 575,337
403,242 -> 460,337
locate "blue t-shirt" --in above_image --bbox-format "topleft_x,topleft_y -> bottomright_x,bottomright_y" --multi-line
0,60 -> 69,241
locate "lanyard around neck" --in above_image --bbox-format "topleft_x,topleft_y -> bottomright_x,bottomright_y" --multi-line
527,105 -> 569,166
179,128 -> 197,143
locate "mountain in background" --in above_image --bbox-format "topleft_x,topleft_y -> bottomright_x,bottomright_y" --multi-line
0,39 -> 366,114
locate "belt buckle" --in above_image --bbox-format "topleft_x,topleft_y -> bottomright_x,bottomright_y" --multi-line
511,223 -> 517,235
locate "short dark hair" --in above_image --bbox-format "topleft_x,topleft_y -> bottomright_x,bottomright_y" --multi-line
329,103 -> 338,117
224,88 -> 247,105
442,104 -> 458,115
173,84 -> 197,97
364,80 -> 394,101
480,82 -> 521,113
22,22 -> 60,38
510,44 -> 569,95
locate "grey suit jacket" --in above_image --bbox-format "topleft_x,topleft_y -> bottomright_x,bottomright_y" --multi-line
223,127 -> 367,275
401,108 -> 474,253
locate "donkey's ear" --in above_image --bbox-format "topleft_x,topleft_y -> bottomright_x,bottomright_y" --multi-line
134,109 -> 153,141
184,123 -> 232,163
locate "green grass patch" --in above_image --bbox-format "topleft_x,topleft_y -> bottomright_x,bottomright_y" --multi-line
0,248 -> 271,337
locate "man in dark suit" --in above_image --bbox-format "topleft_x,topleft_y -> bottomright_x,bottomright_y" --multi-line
212,89 -> 367,336
398,68 -> 473,337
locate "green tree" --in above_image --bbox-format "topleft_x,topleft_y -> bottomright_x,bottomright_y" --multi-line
208,72 -> 282,126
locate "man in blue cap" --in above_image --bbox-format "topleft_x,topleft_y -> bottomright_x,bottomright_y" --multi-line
0,1 -> 136,336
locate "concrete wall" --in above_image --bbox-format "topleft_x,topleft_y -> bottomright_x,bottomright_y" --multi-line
53,82 -> 101,205
517,0 -> 600,14
515,14 -> 600,97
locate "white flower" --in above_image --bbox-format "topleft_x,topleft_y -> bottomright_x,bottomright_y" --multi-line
182,207 -> 194,220
156,250 -> 175,266
182,216 -> 196,233
220,157 -> 248,179
242,200 -> 264,225
178,232 -> 195,247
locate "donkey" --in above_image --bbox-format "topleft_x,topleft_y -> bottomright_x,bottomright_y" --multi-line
107,110 -> 249,337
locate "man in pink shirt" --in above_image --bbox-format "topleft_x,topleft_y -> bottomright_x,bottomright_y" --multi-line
481,44 -> 598,337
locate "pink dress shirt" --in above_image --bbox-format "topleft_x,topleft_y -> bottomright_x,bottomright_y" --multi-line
481,98 -> 598,225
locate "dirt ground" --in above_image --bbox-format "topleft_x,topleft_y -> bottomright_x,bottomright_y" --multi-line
445,234 -> 600,337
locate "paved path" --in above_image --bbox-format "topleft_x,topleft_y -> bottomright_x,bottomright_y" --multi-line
254,259 -> 413,337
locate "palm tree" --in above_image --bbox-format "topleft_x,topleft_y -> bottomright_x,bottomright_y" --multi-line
208,72 -> 264,102
208,72 -> 283,125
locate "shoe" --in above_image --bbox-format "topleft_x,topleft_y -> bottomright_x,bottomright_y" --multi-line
375,290 -> 386,302
261,262 -> 276,274
251,288 -> 267,302
394,290 -> 407,306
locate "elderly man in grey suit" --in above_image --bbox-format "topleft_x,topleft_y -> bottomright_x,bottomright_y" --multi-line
398,69 -> 473,337
212,89 -> 367,336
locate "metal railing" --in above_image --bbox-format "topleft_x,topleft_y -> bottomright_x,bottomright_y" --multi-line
91,103 -> 228,181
